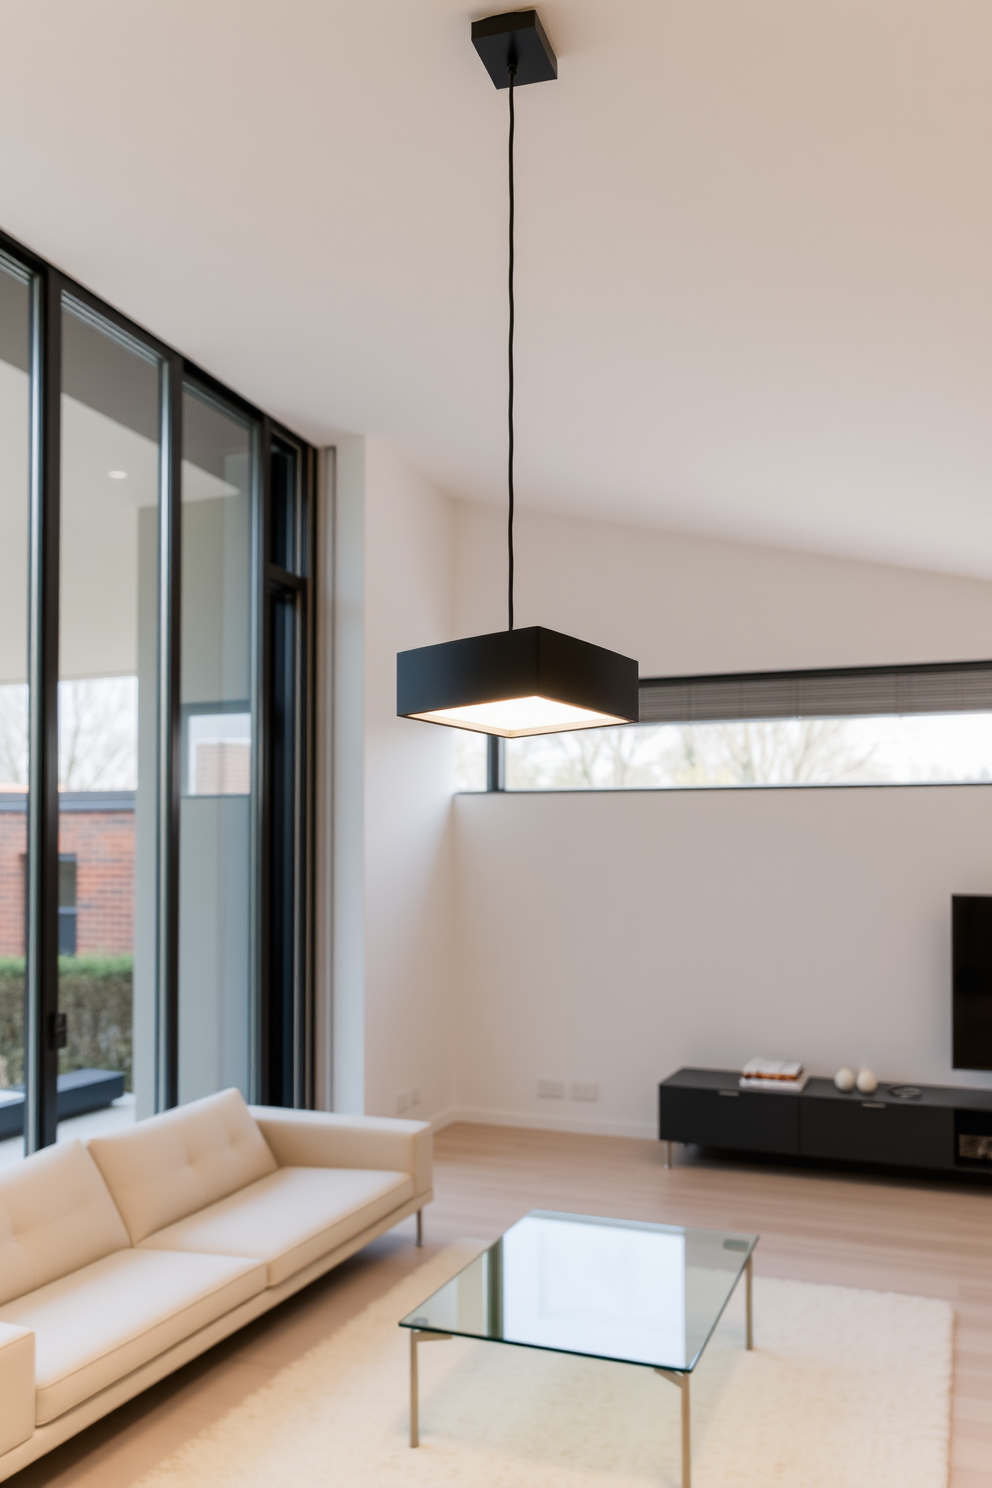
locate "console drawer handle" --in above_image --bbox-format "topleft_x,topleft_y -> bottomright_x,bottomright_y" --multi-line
718,1090 -> 740,1098
862,1101 -> 885,1109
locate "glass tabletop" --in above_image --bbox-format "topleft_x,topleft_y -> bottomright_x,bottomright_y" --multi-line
400,1210 -> 758,1373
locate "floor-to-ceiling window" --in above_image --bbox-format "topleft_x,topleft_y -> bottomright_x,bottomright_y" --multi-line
57,298 -> 162,1134
179,389 -> 254,1106
0,256 -> 31,1161
0,229 -> 316,1161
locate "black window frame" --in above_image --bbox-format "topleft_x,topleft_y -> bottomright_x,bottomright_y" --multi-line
1,225 -> 318,1151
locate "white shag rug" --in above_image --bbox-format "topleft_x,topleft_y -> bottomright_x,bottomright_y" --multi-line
135,1243 -> 953,1488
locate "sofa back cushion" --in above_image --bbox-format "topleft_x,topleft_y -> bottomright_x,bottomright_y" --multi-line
0,1141 -> 130,1306
88,1088 -> 278,1244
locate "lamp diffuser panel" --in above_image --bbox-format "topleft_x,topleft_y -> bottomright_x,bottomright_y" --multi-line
397,626 -> 639,738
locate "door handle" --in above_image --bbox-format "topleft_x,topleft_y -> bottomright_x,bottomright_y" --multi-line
718,1090 -> 740,1098
861,1101 -> 885,1109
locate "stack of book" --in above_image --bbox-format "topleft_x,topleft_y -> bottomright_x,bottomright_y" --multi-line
739,1058 -> 808,1092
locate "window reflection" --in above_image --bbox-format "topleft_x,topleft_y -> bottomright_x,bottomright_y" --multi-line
501,1214 -> 688,1366
402,1212 -> 755,1372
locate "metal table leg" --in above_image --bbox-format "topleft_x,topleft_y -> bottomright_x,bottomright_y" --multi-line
655,1368 -> 691,1488
745,1254 -> 753,1350
416,1208 -> 424,1247
409,1328 -> 451,1446
663,1140 -> 673,1169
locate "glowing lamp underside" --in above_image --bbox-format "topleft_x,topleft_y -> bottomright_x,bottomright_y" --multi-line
409,695 -> 626,738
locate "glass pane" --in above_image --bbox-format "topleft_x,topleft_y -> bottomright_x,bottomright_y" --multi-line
58,298 -> 160,1138
505,713 -> 992,791
0,260 -> 30,1166
179,389 -> 254,1105
401,1211 -> 757,1373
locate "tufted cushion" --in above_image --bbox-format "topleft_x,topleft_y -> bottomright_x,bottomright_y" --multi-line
87,1088 -> 277,1245
0,1141 -> 129,1307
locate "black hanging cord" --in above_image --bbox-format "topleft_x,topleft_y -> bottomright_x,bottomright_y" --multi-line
507,64 -> 516,630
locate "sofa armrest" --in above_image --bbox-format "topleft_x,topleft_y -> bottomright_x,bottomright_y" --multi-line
0,1323 -> 34,1455
248,1107 -> 432,1198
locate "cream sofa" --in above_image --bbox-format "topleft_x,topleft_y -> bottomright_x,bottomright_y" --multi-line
0,1087 -> 432,1481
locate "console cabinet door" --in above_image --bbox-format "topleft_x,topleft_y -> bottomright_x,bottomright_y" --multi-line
658,1086 -> 799,1155
800,1098 -> 953,1169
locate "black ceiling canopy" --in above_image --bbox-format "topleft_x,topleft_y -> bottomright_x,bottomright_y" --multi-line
471,10 -> 558,88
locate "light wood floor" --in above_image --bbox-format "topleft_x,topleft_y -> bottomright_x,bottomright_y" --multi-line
12,1124 -> 992,1486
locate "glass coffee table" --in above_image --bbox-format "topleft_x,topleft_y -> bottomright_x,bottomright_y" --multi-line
400,1210 -> 758,1488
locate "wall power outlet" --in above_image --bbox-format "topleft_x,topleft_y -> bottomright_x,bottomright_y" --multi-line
570,1081 -> 599,1102
537,1078 -> 565,1099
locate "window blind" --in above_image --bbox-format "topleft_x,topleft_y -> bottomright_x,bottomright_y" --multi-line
638,661 -> 992,725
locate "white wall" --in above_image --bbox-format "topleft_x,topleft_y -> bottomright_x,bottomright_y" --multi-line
336,438 -> 457,1124
454,502 -> 992,674
334,479 -> 992,1135
451,504 -> 992,1136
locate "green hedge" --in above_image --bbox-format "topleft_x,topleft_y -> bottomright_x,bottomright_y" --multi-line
0,961 -> 23,1089
0,956 -> 132,1092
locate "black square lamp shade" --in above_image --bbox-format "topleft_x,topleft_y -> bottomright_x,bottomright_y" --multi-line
397,626 -> 639,738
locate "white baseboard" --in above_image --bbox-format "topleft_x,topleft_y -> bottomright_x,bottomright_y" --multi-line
434,1105 -> 657,1141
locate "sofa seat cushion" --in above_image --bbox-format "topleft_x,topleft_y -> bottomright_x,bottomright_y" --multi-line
138,1166 -> 414,1286
0,1248 -> 266,1424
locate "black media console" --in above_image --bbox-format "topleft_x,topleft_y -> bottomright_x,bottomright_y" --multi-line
658,1067 -> 992,1178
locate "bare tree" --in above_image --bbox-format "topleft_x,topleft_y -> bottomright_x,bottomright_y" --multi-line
664,718 -> 880,786
0,684 -> 28,786
506,717 -> 880,790
0,678 -> 138,792
505,725 -> 663,789
58,678 -> 137,791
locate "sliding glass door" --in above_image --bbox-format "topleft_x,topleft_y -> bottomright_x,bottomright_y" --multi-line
57,297 -> 163,1132
0,226 -> 317,1157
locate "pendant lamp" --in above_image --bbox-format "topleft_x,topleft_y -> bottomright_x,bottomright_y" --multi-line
396,9 -> 639,739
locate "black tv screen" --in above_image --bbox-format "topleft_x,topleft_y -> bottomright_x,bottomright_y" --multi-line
952,895 -> 992,1071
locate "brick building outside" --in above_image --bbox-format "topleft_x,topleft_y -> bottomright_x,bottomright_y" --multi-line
0,789 -> 135,957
